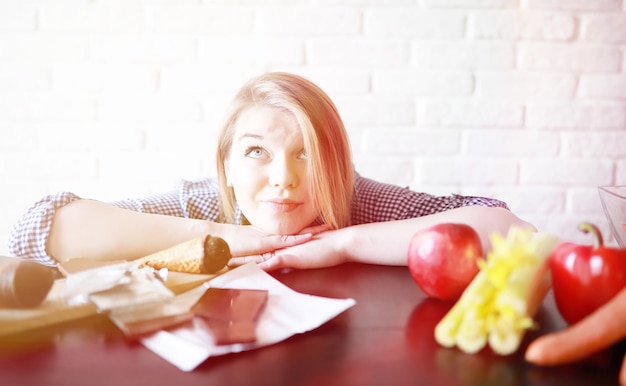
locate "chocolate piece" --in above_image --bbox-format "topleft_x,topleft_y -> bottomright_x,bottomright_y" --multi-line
191,288 -> 268,345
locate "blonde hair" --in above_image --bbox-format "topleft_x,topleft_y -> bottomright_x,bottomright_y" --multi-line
216,72 -> 354,230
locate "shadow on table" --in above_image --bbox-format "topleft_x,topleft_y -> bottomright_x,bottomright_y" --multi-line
405,297 -> 623,386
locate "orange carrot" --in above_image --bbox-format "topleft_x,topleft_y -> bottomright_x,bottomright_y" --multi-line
525,285 -> 626,366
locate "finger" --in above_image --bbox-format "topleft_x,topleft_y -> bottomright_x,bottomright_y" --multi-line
258,254 -> 290,272
526,287 -> 626,366
231,233 -> 313,257
227,255 -> 263,266
271,233 -> 314,248
621,354 -> 626,386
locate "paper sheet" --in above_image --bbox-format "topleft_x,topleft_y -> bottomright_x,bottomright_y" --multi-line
140,263 -> 356,371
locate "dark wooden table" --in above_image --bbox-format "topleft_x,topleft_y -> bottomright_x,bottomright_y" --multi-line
0,263 -> 623,386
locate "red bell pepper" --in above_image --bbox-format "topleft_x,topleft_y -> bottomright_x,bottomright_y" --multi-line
550,222 -> 626,325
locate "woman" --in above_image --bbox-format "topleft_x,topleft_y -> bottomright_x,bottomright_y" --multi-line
9,72 -> 532,271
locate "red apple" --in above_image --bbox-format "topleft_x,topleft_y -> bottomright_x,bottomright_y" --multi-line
407,223 -> 483,301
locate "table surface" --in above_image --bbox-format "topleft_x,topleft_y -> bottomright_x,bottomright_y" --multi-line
0,263 -> 623,386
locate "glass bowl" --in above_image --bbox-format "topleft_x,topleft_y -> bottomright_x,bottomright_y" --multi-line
598,186 -> 626,247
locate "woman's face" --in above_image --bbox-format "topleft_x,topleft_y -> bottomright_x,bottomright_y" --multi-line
225,105 -> 319,234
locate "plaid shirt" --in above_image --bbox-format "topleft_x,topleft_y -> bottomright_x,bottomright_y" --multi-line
9,174 -> 507,267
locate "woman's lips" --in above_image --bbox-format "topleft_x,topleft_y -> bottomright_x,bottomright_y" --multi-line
263,199 -> 302,213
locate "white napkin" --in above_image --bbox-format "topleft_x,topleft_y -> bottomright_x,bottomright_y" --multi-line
140,263 -> 356,371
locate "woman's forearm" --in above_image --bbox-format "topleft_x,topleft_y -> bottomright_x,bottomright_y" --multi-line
341,206 -> 535,266
47,199 -> 211,263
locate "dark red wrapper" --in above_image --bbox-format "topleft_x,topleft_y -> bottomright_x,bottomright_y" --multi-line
191,288 -> 269,345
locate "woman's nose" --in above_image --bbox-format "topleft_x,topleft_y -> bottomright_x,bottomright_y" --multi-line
268,156 -> 299,188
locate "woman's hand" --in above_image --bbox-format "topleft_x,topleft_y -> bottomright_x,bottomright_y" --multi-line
525,286 -> 626,385
218,223 -> 330,259
227,228 -> 348,271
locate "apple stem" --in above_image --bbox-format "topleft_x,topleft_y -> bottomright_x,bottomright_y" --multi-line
578,222 -> 604,249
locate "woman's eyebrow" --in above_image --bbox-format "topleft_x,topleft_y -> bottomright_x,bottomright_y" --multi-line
237,133 -> 264,140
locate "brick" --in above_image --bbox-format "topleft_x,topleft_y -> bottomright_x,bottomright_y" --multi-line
308,38 -> 409,67
319,0 -> 413,4
3,153 -> 98,180
579,74 -> 626,99
365,9 -> 466,38
53,64 -> 158,94
0,64 -> 50,91
203,96 -> 235,128
161,65 -> 259,94
145,124 -> 213,154
563,131 -> 626,158
353,156 -> 414,186
528,213 -> 612,245
0,35 -> 88,63
151,5 -> 254,35
519,43 -> 622,72
582,14 -> 626,43
106,4 -> 145,33
257,7 -> 360,36
92,125 -> 147,152
51,64 -> 103,93
526,102 -> 626,130
616,161 -> 626,185
0,125 -> 39,152
37,123 -> 146,152
90,35 -> 196,64
470,11 -> 575,40
99,95 -> 204,123
104,64 -> 160,93
284,69 -> 370,95
419,157 -> 518,184
32,94 -> 96,122
464,129 -> 560,157
423,0 -> 518,7
97,152 -> 204,182
41,5 -> 108,33
411,42 -> 515,69
200,38 -> 304,66
463,186 -> 566,214
333,96 -> 415,126
373,70 -> 473,97
0,94 -> 30,121
568,186 -> 607,215
364,127 -> 461,156
527,0 -> 623,11
476,71 -> 576,100
38,124 -> 93,152
43,179 -> 162,203
520,159 -> 613,185
0,5 -> 37,31
418,100 -> 523,127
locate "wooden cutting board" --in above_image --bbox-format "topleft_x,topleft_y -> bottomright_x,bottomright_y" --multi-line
0,258 -> 217,338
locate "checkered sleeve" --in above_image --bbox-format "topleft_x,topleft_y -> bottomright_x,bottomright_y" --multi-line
350,174 -> 508,225
8,192 -> 82,266
8,178 -> 222,266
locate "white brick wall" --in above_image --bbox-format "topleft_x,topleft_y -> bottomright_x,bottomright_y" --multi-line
1,0 -> 625,256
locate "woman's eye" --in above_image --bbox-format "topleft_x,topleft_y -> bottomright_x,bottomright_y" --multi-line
298,150 -> 307,160
245,147 -> 265,159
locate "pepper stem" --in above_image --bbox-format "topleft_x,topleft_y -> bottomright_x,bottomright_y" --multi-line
578,222 -> 604,249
